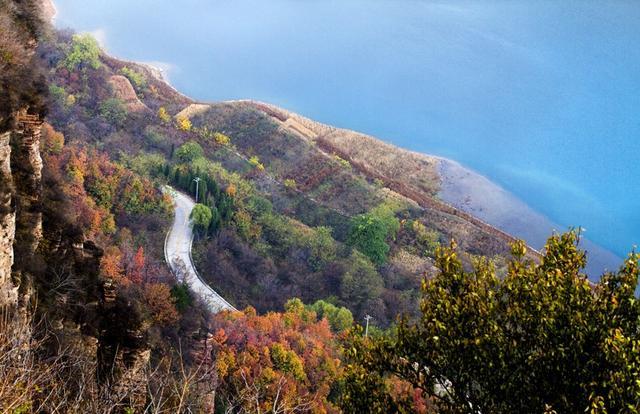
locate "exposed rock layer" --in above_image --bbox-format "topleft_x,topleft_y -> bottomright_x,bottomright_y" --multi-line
10,111 -> 43,310
0,131 -> 16,307
108,75 -> 149,112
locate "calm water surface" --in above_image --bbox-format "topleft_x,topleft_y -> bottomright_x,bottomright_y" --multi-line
53,0 -> 640,259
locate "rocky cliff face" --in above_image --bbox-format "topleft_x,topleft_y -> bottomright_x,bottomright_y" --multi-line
0,2 -> 156,410
0,130 -> 16,307
0,0 -> 47,309
0,109 -> 152,411
0,109 -> 43,311
10,110 -> 43,311
98,276 -> 151,409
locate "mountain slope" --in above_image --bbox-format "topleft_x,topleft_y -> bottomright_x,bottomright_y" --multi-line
40,30 -> 545,325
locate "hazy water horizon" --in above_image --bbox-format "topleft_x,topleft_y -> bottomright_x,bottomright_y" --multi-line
52,0 -> 639,261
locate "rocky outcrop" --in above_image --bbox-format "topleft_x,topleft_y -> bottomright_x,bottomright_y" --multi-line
98,275 -> 151,411
0,109 -> 44,310
0,2 -> 155,409
108,75 -> 149,112
10,110 -> 43,309
190,329 -> 217,413
108,346 -> 151,409
0,131 -> 16,307
1,108 -> 153,410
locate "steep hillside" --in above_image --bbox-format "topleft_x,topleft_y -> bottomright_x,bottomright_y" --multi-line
38,28 -> 542,327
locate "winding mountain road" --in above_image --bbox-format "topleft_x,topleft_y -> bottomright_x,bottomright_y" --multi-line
163,187 -> 236,313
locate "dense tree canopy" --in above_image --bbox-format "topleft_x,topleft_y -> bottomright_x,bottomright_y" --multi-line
209,300 -> 342,413
340,251 -> 384,310
341,232 -> 640,413
62,33 -> 101,70
347,205 -> 400,265
175,140 -> 204,163
347,215 -> 388,265
307,299 -> 354,333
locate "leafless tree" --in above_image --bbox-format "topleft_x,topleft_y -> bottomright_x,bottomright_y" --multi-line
0,308 -> 218,413
218,368 -> 318,414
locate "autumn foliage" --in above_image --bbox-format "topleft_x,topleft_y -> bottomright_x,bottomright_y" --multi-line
143,283 -> 179,325
209,299 -> 342,413
100,245 -> 124,282
42,124 -> 171,242
127,246 -> 146,283
43,123 -> 180,329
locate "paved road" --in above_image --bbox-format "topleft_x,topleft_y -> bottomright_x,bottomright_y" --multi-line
164,187 -> 236,313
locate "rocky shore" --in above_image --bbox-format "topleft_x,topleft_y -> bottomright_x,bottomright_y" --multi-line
438,158 -> 621,277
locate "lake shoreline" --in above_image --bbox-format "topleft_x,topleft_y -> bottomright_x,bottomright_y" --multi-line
438,158 -> 621,277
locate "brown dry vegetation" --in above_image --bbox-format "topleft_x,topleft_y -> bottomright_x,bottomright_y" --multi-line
248,100 -> 441,196
0,0 -> 48,129
0,311 -> 217,413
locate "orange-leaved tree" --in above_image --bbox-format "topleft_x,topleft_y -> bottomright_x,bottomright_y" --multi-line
142,283 -> 179,326
209,299 -> 342,413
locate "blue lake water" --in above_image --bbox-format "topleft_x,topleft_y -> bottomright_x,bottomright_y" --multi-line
52,0 -> 640,260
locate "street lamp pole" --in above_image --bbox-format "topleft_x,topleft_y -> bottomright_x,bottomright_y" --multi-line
364,315 -> 372,338
193,177 -> 201,203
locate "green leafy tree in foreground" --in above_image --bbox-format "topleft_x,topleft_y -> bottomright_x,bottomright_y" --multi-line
190,203 -> 212,234
341,231 -> 640,413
